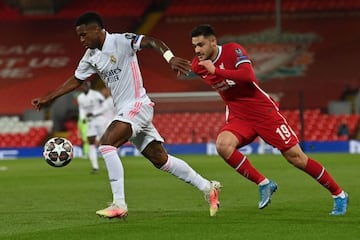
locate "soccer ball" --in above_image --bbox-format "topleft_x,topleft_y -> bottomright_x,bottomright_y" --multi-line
43,137 -> 73,167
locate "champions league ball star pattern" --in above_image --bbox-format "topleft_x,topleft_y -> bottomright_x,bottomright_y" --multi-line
43,137 -> 73,167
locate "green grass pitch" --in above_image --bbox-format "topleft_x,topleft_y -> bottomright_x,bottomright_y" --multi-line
0,153 -> 358,240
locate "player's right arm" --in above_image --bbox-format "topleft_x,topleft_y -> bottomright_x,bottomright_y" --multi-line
32,76 -> 83,111
138,35 -> 191,77
193,43 -> 255,84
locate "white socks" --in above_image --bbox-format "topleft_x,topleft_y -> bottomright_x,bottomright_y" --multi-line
258,178 -> 270,186
333,191 -> 346,198
98,146 -> 211,208
89,144 -> 99,170
160,155 -> 210,193
99,145 -> 126,207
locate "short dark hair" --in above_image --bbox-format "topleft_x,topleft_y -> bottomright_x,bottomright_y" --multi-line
76,12 -> 104,28
191,24 -> 215,38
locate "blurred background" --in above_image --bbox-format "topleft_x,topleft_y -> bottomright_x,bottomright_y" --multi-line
0,0 -> 359,151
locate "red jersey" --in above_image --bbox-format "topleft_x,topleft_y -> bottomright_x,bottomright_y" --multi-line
192,42 -> 279,122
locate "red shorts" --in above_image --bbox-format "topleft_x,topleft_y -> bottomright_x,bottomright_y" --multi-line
221,111 -> 299,152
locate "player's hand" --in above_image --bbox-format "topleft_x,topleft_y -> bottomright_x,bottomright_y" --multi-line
198,60 -> 215,74
31,97 -> 48,111
169,57 -> 191,76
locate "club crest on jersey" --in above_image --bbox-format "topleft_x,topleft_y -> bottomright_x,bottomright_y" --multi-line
110,55 -> 116,64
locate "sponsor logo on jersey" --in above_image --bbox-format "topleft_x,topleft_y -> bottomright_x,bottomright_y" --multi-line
212,78 -> 236,91
212,81 -> 230,91
101,67 -> 122,83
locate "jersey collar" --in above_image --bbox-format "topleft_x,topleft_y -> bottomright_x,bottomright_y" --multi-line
101,31 -> 111,51
212,45 -> 222,63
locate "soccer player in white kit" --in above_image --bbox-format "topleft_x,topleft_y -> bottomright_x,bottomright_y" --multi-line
77,81 -> 106,173
32,12 -> 221,218
99,87 -> 116,127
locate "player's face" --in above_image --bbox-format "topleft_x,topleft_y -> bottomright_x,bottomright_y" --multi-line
192,35 -> 217,61
76,23 -> 103,49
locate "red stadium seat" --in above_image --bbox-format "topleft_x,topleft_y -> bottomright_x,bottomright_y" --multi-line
154,111 -> 359,143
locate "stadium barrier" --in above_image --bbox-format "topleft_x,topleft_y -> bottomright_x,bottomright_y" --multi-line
0,140 -> 359,160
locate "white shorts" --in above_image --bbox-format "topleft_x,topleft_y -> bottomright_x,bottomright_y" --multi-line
87,115 -> 107,139
114,102 -> 164,152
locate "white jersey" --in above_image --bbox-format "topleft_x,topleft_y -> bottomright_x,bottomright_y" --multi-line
75,32 -> 152,112
100,96 -> 116,123
77,89 -> 105,120
74,31 -> 163,151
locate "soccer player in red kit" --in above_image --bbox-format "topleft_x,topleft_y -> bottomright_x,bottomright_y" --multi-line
190,24 -> 348,215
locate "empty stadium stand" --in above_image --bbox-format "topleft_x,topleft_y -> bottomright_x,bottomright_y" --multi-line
0,0 -> 151,115
1,0 -> 360,115
1,1 -> 360,147
60,110 -> 359,145
147,3 -> 360,110
57,0 -> 152,18
0,0 -> 153,19
153,110 -> 360,143
0,116 -> 52,147
166,0 -> 360,16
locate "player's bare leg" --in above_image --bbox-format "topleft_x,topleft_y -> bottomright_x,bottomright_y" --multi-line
96,121 -> 131,219
142,141 -> 222,216
216,131 -> 277,209
283,144 -> 349,215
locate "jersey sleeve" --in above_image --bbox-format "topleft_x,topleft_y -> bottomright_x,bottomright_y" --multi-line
213,43 -> 255,83
191,57 -> 199,73
120,33 -> 144,52
75,50 -> 97,80
191,57 -> 208,76
230,43 -> 251,68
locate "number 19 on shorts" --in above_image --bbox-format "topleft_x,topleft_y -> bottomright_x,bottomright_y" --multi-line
276,124 -> 292,143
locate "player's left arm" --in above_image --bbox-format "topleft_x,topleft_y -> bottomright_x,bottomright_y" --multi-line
32,76 -> 82,111
198,43 -> 255,83
140,36 -> 191,76
198,60 -> 255,83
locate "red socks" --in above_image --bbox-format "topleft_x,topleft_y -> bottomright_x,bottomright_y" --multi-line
226,151 -> 342,196
304,158 -> 342,195
226,150 -> 265,184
